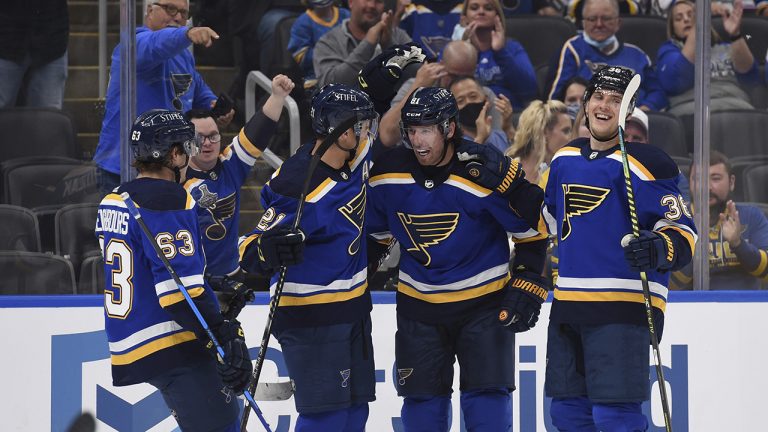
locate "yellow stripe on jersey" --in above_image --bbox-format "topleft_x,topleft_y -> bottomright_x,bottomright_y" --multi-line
658,225 -> 696,255
238,129 -> 263,159
554,288 -> 667,312
111,331 -> 197,365
750,250 -> 768,278
305,177 -> 335,202
239,234 -> 259,261
445,175 -> 492,196
158,286 -> 205,307
369,172 -> 414,185
278,283 -> 368,306
398,277 -> 508,303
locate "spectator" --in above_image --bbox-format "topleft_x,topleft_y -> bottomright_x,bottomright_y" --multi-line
94,0 -> 235,195
183,74 -> 294,318
288,0 -> 351,88
456,0 -> 538,109
392,40 -> 478,105
657,0 -> 759,117
0,0 -> 69,109
567,0 -> 639,26
313,0 -> 412,87
400,0 -> 464,58
671,151 -> 768,290
449,76 -> 513,152
571,106 -> 591,140
548,0 -> 667,111
381,45 -> 514,145
557,76 -> 589,119
506,100 -> 571,185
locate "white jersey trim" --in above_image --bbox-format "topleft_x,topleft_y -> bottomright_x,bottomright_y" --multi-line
556,276 -> 669,299
400,263 -> 508,293
273,267 -> 368,296
109,320 -> 184,353
155,274 -> 205,296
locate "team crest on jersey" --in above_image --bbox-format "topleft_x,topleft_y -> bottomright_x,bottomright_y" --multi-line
561,184 -> 610,240
204,192 -> 237,241
339,185 -> 366,255
397,212 -> 459,266
397,368 -> 414,386
340,369 -> 351,388
170,73 -> 192,109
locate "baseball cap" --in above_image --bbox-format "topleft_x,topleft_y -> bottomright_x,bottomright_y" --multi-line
627,109 -> 649,134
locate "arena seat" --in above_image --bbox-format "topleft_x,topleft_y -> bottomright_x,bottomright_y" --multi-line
506,16 -> 577,69
616,16 -> 668,60
78,253 -> 104,294
710,109 -> 768,159
0,108 -> 80,164
55,203 -> 100,279
0,251 -> 76,294
743,163 -> 768,204
646,111 -> 689,158
0,205 -> 41,252
714,16 -> 768,65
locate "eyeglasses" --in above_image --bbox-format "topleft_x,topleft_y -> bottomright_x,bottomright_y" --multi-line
152,3 -> 189,20
195,132 -> 221,145
582,15 -> 618,24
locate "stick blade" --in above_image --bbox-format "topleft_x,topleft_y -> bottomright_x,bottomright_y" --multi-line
251,381 -> 295,401
618,74 -> 642,129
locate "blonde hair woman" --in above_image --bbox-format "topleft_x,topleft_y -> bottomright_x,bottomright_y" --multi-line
506,100 -> 571,184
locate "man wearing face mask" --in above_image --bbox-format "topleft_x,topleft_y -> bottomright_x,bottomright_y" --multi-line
450,76 -> 510,153
670,151 -> 768,291
548,0 -> 667,111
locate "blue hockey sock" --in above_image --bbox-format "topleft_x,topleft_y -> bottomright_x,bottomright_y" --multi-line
401,395 -> 451,432
342,403 -> 369,432
550,396 -> 598,432
295,408 -> 349,432
460,388 -> 512,431
592,402 -> 648,432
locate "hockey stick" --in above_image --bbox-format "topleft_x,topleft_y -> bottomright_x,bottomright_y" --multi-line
241,115 -> 360,430
120,192 -> 273,432
617,75 -> 673,432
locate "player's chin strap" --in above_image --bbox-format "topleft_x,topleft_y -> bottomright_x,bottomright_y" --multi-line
164,153 -> 190,184
590,129 -> 619,143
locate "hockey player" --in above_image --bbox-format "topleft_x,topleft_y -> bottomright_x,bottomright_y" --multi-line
184,74 -> 295,319
368,86 -> 549,430
239,84 -> 379,431
96,110 -> 252,431
541,66 -> 697,431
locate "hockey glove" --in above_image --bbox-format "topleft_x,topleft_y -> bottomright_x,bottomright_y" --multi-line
456,141 -> 525,197
358,43 -> 426,114
622,230 -> 675,272
256,225 -> 305,272
499,272 -> 549,333
207,274 -> 255,320
207,320 -> 253,394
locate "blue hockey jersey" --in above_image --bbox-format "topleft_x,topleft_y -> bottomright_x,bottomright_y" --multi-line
399,1 -> 462,58
542,138 -> 697,326
95,26 -> 216,175
239,137 -> 373,331
548,34 -> 668,111
287,6 -> 350,81
184,111 -> 276,276
368,144 -> 546,324
96,179 -> 222,386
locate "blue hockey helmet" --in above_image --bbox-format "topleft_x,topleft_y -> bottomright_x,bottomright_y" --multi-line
583,65 -> 637,112
311,83 -> 378,138
400,86 -> 459,137
131,109 -> 198,163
